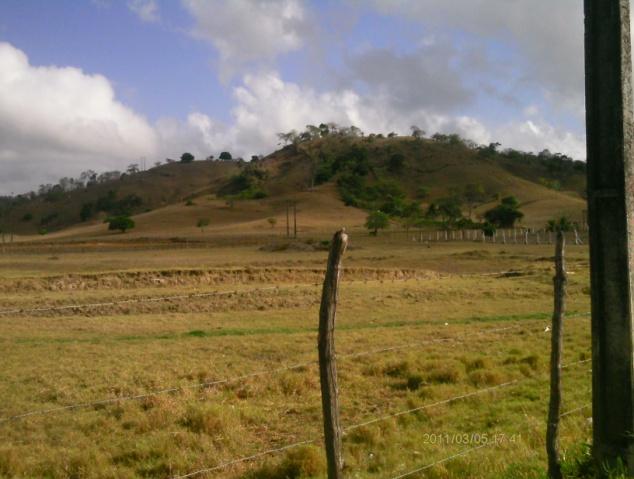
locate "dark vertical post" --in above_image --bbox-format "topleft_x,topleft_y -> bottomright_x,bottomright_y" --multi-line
318,229 -> 347,479
547,231 -> 566,479
585,0 -> 634,471
293,202 -> 297,239
286,203 -> 290,238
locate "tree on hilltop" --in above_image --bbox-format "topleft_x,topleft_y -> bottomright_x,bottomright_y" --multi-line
180,152 -> 195,163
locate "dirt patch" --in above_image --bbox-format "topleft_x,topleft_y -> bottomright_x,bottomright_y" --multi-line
0,267 -> 438,293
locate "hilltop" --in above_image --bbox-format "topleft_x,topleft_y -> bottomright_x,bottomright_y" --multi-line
0,131 -> 587,240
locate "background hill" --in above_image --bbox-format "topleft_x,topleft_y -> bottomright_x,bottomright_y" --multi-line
0,131 -> 587,240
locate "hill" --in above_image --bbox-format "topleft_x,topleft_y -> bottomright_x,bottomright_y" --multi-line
0,132 -> 587,240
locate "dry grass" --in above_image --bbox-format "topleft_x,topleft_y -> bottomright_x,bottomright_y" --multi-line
0,236 -> 592,478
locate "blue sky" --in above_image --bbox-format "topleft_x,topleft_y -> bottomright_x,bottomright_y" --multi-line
0,0 -> 589,194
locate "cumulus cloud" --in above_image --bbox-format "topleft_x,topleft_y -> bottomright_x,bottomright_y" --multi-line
162,71 -> 493,161
495,119 -> 586,161
345,45 -> 475,113
0,42 -> 157,194
0,39 -> 586,195
182,0 -> 310,79
366,0 -> 585,116
128,0 -> 160,23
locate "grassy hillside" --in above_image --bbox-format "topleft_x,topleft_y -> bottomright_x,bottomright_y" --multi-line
1,134 -> 587,239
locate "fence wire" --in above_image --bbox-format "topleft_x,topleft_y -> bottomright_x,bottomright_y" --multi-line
170,358 -> 591,479
0,318 -> 568,425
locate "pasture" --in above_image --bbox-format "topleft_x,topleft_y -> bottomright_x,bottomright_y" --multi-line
0,232 -> 592,478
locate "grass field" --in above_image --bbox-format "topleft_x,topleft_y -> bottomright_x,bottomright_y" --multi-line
0,232 -> 593,479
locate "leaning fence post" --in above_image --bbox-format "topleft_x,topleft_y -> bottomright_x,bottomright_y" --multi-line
318,229 -> 348,479
547,230 -> 566,479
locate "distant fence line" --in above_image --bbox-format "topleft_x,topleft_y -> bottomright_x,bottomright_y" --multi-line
382,227 -> 588,246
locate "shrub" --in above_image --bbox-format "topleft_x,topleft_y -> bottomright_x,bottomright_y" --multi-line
21,212 -> 33,222
248,446 -> 325,479
197,218 -> 210,231
107,216 -> 135,233
365,210 -> 390,236
79,202 -> 94,221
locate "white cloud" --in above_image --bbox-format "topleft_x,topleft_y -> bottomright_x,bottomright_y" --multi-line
159,71 -> 493,161
495,119 -> 586,160
182,0 -> 309,79
128,0 -> 160,23
366,0 -> 585,117
0,42 -> 157,194
0,40 -> 586,195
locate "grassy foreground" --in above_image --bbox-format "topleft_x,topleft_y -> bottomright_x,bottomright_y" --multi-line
0,235 -> 592,478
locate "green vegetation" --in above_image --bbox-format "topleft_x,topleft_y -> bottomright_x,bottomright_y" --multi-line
106,215 -> 135,233
365,210 -> 390,235
222,164 -> 269,199
546,216 -> 575,233
197,218 -> 210,231
484,196 -> 524,228
180,152 -> 195,163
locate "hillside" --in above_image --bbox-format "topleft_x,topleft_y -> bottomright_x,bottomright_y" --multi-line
0,133 -> 587,240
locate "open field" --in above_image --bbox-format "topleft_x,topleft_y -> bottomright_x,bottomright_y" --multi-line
0,233 -> 592,479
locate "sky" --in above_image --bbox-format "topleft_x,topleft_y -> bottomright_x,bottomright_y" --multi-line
0,0 -> 597,195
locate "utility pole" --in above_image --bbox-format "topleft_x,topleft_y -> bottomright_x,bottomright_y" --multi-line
585,0 -> 634,472
286,202 -> 290,238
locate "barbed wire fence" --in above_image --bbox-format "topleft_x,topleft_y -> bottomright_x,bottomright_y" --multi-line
0,240 -> 593,478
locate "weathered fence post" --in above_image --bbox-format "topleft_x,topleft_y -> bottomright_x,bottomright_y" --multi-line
547,230 -> 566,479
318,229 -> 348,479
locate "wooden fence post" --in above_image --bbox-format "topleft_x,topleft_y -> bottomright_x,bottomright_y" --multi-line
318,229 -> 348,479
547,231 -> 566,479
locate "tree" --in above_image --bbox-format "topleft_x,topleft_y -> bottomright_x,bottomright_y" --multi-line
436,196 -> 463,224
546,216 -> 574,233
462,183 -> 487,219
365,210 -> 390,236
180,152 -> 195,163
410,125 -> 425,139
80,202 -> 94,222
107,216 -> 135,233
387,153 -> 406,173
267,217 -> 277,228
484,196 -> 524,227
197,218 -> 210,232
126,163 -> 139,175
219,151 -> 233,160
